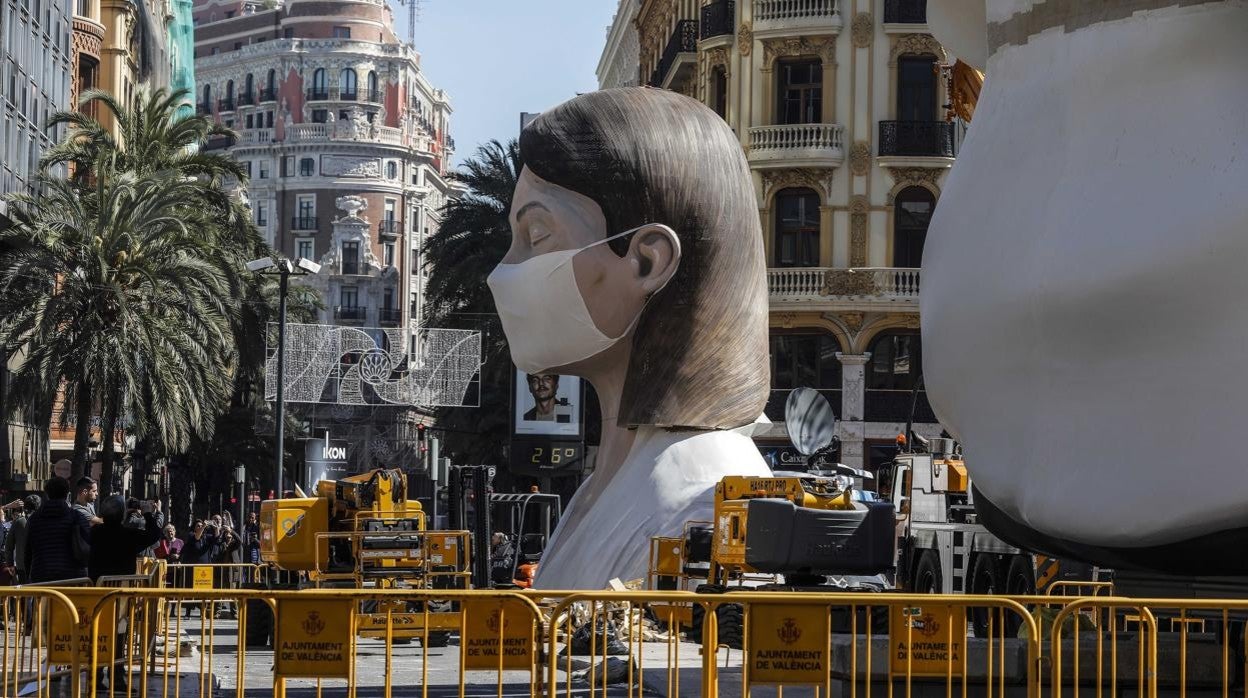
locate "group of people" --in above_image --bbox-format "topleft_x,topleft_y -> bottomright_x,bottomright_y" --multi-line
0,475 -> 262,587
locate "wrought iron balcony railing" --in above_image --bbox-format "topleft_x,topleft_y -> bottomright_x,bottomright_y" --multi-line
700,0 -> 734,39
883,0 -> 926,23
648,19 -> 698,87
290,216 -> 319,231
305,88 -> 329,101
878,120 -> 955,157
378,308 -> 402,326
335,306 -> 366,321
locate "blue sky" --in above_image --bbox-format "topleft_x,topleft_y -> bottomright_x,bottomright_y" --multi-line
401,0 -> 618,168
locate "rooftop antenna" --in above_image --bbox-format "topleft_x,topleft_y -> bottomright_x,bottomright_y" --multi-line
396,0 -> 425,49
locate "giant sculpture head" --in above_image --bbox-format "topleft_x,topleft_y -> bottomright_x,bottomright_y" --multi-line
923,1 -> 1248,573
490,87 -> 769,429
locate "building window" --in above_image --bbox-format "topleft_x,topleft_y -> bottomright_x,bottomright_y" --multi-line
255,204 -> 267,226
296,237 -> 314,260
333,26 -> 350,38
244,73 -> 254,99
340,285 -> 358,308
867,331 -> 921,391
897,55 -> 937,122
281,155 -> 293,177
767,331 -> 842,421
712,66 -> 727,118
311,67 -> 326,95
245,114 -> 254,129
386,161 -> 397,179
777,59 -> 821,125
233,41 -> 242,51
340,68 -> 357,99
201,83 -> 211,107
342,241 -> 360,275
367,70 -> 378,99
893,186 -> 934,268
296,194 -> 315,221
384,243 -> 395,267
258,160 -> 268,179
266,111 -> 274,127
283,27 -> 293,39
774,188 -> 820,268
267,68 -> 276,92
311,109 -> 327,123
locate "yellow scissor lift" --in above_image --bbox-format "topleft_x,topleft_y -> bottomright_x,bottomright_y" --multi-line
261,468 -> 473,646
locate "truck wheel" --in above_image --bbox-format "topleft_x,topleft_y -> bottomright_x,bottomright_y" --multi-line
912,551 -> 941,594
1002,556 -> 1035,637
968,554 -> 999,638
688,584 -> 725,643
715,604 -> 744,650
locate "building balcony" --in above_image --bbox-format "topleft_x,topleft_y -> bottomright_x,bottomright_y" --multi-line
202,134 -> 236,151
377,220 -> 401,240
754,0 -> 841,38
365,89 -> 383,104
877,120 -> 955,162
747,123 -> 844,169
196,103 -> 212,115
306,88 -> 329,102
290,216 -> 318,231
648,19 -> 698,90
237,92 -> 255,106
237,128 -> 273,145
378,307 -> 402,327
883,0 -> 926,25
700,0 -> 734,41
217,98 -> 235,112
259,87 -> 277,103
334,306 -> 366,322
768,267 -> 920,310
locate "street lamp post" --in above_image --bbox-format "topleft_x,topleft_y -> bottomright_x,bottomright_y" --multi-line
234,464 -> 246,531
246,256 -> 321,500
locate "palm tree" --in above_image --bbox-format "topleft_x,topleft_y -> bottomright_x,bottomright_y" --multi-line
420,140 -> 520,467
0,87 -> 270,492
0,169 -> 239,492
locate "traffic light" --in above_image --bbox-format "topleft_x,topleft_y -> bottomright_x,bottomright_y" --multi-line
229,497 -> 237,504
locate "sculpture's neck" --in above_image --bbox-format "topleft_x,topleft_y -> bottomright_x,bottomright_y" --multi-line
579,340 -> 637,487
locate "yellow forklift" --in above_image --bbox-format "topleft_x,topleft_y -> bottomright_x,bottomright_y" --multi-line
647,388 -> 894,647
258,468 -> 471,646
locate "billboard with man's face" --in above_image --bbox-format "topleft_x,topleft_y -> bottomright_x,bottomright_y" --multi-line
513,368 -> 581,437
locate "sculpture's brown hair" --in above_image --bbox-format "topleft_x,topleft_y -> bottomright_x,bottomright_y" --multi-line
519,88 -> 769,430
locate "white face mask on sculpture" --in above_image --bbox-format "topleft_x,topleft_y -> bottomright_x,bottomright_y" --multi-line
487,225 -> 659,374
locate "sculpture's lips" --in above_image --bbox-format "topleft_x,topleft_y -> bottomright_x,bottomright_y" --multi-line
974,486 -> 1248,576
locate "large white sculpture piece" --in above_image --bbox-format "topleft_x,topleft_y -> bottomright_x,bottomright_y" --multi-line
923,0 -> 1248,573
490,89 -> 773,588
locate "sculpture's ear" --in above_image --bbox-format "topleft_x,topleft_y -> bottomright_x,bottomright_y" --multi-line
623,223 -> 681,298
928,0 -> 988,69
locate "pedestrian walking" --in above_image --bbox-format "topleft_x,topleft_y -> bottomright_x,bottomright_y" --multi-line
24,477 -> 90,583
88,496 -> 164,581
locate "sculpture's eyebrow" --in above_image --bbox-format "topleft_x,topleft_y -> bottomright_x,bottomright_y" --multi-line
514,201 -> 551,223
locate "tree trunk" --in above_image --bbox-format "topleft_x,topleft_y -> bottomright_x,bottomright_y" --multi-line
70,381 -> 92,482
98,389 -> 119,498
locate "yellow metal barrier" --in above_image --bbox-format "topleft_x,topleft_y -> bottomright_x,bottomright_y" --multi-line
1051,597 -> 1248,698
1046,580 -> 1115,597
1,587 -> 85,697
543,591 -> 1041,698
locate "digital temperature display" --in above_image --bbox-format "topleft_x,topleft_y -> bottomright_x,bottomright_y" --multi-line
509,440 -> 584,476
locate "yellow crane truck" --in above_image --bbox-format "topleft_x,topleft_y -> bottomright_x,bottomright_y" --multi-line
257,468 -> 470,647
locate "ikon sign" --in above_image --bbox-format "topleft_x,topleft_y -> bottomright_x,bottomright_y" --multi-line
304,438 -> 352,484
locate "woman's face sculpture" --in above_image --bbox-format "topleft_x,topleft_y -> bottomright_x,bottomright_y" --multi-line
488,168 -> 680,375
923,1 -> 1248,573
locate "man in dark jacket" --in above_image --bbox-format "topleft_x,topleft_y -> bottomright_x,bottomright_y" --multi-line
25,477 -> 90,583
3,495 -> 41,583
88,496 -> 163,581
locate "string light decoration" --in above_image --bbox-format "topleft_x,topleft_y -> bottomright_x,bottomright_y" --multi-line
264,323 -> 482,408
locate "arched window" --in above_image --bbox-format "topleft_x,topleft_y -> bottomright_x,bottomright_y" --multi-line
339,68 -> 357,99
777,59 -> 821,125
367,70 -> 378,101
201,84 -> 211,109
766,330 -> 842,422
867,331 -> 921,392
225,79 -> 234,99
267,68 -> 276,90
386,161 -> 397,179
243,73 -> 254,100
711,66 -> 728,118
865,330 -> 933,422
774,187 -> 821,268
893,186 -> 934,268
310,68 -> 327,100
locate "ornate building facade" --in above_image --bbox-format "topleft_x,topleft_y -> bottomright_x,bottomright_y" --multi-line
609,0 -> 959,478
193,0 -> 459,471
597,0 -> 640,89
